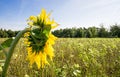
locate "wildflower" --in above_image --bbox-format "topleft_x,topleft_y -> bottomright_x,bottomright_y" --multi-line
24,9 -> 58,68
0,66 -> 2,72
24,74 -> 29,77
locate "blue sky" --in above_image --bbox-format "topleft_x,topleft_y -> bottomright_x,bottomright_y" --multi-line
0,0 -> 120,30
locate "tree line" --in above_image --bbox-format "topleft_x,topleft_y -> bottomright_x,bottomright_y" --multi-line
0,24 -> 120,38
0,29 -> 20,38
52,24 -> 120,38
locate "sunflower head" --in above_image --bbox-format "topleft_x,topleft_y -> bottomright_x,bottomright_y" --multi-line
24,9 -> 58,68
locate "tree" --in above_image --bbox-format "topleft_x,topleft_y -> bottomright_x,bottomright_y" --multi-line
110,24 -> 120,37
98,26 -> 108,37
75,28 -> 84,37
7,30 -> 15,37
88,27 -> 98,38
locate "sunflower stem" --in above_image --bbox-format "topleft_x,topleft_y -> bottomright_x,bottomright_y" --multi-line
1,28 -> 29,77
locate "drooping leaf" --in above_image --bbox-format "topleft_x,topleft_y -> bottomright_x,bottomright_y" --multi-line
0,38 -> 13,50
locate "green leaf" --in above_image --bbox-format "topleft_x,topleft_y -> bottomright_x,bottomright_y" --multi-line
0,38 -> 13,50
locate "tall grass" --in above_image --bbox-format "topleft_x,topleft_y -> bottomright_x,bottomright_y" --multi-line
0,38 -> 120,77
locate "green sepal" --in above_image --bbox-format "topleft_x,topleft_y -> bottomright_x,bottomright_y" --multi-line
32,28 -> 42,39
43,30 -> 49,37
43,24 -> 51,37
28,24 -> 51,54
28,32 -> 48,53
0,38 -> 13,50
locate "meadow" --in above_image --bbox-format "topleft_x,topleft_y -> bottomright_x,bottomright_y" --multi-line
0,38 -> 120,77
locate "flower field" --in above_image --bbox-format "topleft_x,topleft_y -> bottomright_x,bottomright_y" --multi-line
0,38 -> 120,77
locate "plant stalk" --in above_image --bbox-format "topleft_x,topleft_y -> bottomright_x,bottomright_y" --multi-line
1,28 -> 29,77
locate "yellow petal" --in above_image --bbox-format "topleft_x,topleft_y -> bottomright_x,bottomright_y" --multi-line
29,16 -> 37,21
28,22 -> 33,26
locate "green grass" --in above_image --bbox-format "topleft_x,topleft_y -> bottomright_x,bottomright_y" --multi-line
0,38 -> 120,77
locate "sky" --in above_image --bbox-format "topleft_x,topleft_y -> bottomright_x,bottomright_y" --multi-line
0,0 -> 120,30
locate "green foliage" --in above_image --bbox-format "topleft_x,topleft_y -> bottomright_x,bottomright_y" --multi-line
0,28 -> 20,38
110,24 -> 120,37
52,24 -> 120,38
98,25 -> 109,37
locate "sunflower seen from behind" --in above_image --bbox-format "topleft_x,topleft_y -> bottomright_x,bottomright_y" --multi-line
24,9 -> 58,68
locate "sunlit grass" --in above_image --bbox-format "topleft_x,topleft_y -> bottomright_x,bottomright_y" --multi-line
0,38 -> 120,77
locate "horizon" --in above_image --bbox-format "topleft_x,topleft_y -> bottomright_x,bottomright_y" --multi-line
0,0 -> 120,30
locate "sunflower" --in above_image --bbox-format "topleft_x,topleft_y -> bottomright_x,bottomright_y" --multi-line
24,9 -> 58,68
